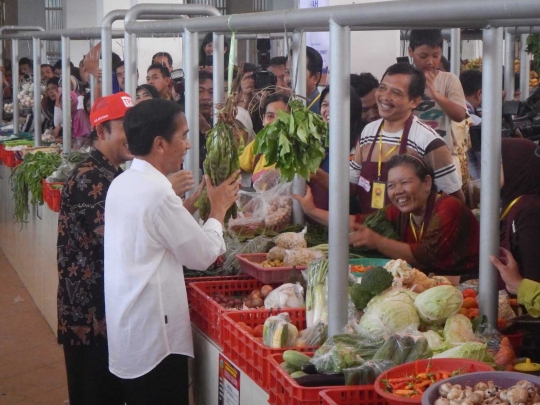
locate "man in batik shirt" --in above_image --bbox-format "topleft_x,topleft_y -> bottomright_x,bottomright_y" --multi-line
56,92 -> 134,405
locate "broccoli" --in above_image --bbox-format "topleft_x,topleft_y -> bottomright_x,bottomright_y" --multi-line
349,266 -> 393,311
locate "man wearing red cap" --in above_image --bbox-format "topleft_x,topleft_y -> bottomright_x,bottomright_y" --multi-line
56,91 -> 134,405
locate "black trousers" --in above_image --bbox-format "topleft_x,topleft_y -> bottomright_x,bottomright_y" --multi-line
121,354 -> 189,405
63,343 -> 125,405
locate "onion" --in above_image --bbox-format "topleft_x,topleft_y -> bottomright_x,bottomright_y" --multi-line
260,285 -> 274,299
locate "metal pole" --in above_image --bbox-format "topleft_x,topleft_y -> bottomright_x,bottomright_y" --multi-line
291,31 -> 306,226
0,41 -> 3,123
101,12 -> 117,97
33,38 -> 42,146
504,31 -> 515,101
450,28 -> 461,76
124,31 -> 138,98
12,39 -> 19,135
520,34 -> 530,101
89,40 -> 96,105
245,39 -> 251,64
479,27 -> 503,328
184,29 -> 200,194
328,20 -> 351,336
442,39 -> 449,59
213,33 -> 225,120
61,36 -> 71,154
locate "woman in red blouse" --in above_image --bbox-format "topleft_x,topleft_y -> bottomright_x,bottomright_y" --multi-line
294,154 -> 479,279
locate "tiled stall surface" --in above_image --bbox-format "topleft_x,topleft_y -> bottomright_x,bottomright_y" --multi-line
0,248 -> 68,405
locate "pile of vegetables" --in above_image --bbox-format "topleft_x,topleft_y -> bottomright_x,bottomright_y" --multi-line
10,151 -> 62,223
210,285 -> 273,310
349,266 -> 394,310
253,99 -> 327,181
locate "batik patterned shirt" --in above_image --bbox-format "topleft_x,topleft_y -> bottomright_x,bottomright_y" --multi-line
57,149 -> 121,345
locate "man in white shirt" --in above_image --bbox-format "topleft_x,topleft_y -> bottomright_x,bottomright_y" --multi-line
104,99 -> 240,404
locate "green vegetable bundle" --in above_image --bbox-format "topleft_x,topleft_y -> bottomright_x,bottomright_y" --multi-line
195,122 -> 240,222
10,151 -> 62,223
253,99 -> 327,181
306,258 -> 329,327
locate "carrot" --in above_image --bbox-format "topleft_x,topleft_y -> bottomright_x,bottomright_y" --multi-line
387,377 -> 415,383
391,382 -> 410,390
414,380 -> 431,390
394,390 -> 416,397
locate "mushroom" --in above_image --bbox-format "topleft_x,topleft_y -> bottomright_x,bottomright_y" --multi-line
448,388 -> 465,401
485,382 -> 500,399
515,381 -> 538,400
506,387 -> 529,405
465,387 -> 475,397
475,383 -> 489,392
468,392 -> 485,405
439,383 -> 454,398
434,398 -> 450,405
463,400 -> 475,405
449,400 -> 461,405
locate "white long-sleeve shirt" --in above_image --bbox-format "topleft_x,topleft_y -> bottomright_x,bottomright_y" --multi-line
104,158 -> 225,379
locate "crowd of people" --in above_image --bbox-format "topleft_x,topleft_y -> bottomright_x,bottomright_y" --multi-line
2,27 -> 540,405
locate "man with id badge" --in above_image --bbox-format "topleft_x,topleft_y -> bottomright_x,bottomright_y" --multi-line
349,63 -> 464,214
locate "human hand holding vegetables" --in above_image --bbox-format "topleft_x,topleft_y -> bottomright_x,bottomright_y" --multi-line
206,169 -> 241,224
349,224 -> 382,250
169,170 -> 195,197
490,248 -> 523,295
183,179 -> 206,216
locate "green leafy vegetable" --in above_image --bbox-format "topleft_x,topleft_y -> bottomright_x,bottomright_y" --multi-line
253,99 -> 327,181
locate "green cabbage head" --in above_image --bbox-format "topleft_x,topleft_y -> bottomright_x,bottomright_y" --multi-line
357,299 -> 419,339
433,342 -> 488,361
443,313 -> 476,346
414,285 -> 463,324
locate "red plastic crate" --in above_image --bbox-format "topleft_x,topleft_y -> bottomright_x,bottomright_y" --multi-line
221,308 -> 318,392
236,253 -> 306,283
0,144 -> 5,162
320,387 -> 389,405
42,180 -> 63,212
189,278 -> 274,347
2,150 -> 22,167
267,352 -> 386,405
185,275 -> 252,307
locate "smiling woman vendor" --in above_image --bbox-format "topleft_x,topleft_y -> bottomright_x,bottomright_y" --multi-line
295,154 -> 479,279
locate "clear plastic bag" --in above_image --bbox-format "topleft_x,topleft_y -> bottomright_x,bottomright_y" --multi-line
275,228 -> 307,249
267,246 -> 286,261
372,332 -> 431,365
296,322 -> 328,347
283,248 -> 324,267
263,283 -> 304,309
262,312 -> 299,348
46,157 -> 76,182
305,259 -> 329,327
344,360 -> 394,385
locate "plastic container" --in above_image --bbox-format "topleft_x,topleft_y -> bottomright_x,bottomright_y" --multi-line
189,278 -> 273,347
422,371 -> 540,405
236,253 -> 306,284
374,359 -> 494,405
267,352 -> 384,405
42,180 -> 63,212
184,275 -> 251,307
320,387 -> 389,405
2,150 -> 22,167
221,308 -> 318,392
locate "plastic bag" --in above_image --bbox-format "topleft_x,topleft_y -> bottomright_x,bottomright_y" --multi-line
267,246 -> 286,261
262,312 -> 299,348
46,157 -> 76,182
253,168 -> 281,192
372,332 -> 431,365
222,235 -> 275,273
228,216 -> 266,235
275,228 -> 307,249
296,322 -> 328,347
264,283 -> 304,309
283,248 -> 324,267
344,360 -> 394,385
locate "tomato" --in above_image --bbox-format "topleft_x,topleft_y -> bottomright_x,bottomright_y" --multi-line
497,318 -> 507,331
462,289 -> 477,299
462,297 -> 478,309
467,308 -> 479,319
458,308 -> 470,317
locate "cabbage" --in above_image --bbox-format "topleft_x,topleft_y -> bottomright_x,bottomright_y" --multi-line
421,330 -> 444,351
414,285 -> 463,324
432,342 -> 487,361
366,287 -> 418,309
443,314 -> 476,346
356,299 -> 420,339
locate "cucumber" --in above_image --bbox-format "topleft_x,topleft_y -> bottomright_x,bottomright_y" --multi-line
290,371 -> 308,379
283,350 -> 311,369
372,335 -> 396,361
391,335 -> 415,365
280,361 -> 300,375
405,338 -> 431,363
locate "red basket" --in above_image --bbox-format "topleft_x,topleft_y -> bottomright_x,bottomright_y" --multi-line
267,352 -> 386,405
236,253 -> 306,284
320,387 -> 389,405
504,331 -> 524,352
221,308 -> 318,391
189,278 -> 274,347
185,275 -> 252,307
0,143 -> 5,162
2,149 -> 22,167
42,179 -> 63,212
373,359 -> 494,405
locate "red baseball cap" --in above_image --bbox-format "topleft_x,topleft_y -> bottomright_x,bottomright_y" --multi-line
90,92 -> 134,129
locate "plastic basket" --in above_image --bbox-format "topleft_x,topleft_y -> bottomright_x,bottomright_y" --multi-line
267,352 -> 385,405
2,149 -> 22,167
422,371 -> 540,405
320,387 -> 389,405
189,278 -> 273,347
42,179 -> 63,212
505,331 -> 524,352
221,308 -> 318,391
236,253 -> 306,284
185,275 -> 252,307
374,359 -> 494,405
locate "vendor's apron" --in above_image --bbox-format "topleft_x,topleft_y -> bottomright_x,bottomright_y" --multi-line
358,115 -> 414,214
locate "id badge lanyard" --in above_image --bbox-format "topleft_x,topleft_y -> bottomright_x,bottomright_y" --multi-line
371,126 -> 400,209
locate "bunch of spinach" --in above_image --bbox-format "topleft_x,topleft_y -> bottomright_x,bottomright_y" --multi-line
253,99 -> 327,182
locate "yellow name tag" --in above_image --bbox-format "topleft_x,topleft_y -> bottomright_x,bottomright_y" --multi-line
371,181 -> 386,209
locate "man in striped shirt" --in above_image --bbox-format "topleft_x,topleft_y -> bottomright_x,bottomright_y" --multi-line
349,62 -> 465,214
